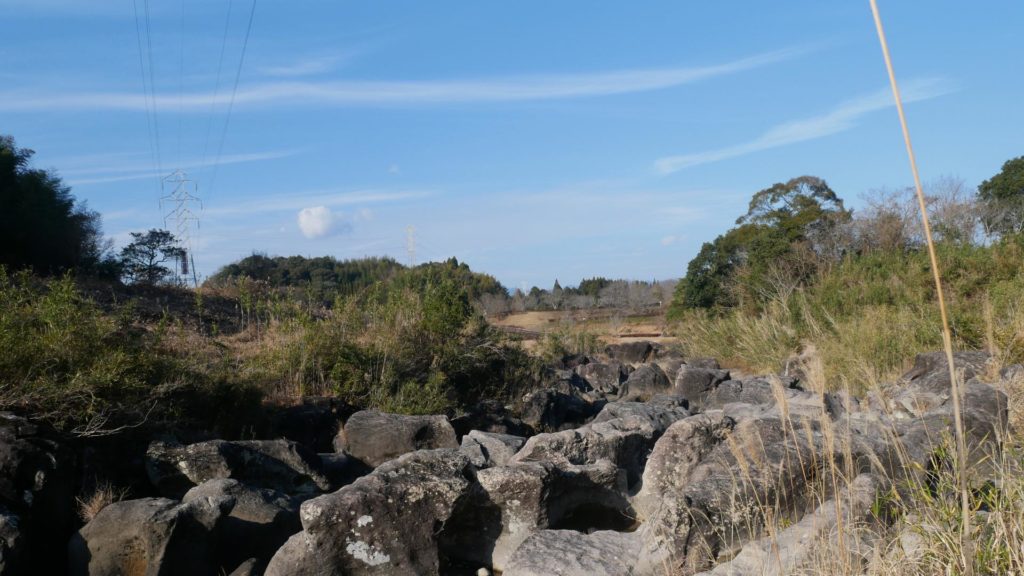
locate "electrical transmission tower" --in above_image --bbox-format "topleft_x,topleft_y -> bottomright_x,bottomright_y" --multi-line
406,225 -> 416,267
160,170 -> 202,286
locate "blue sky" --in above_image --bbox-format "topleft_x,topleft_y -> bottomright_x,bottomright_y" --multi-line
2,1 -> 1021,290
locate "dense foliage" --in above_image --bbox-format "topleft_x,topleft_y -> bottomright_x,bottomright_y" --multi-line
0,136 -> 113,276
207,253 -> 405,300
979,155 -> 1024,237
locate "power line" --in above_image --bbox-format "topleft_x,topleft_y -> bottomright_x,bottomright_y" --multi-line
141,0 -> 163,179
131,0 -> 162,200
199,0 -> 235,178
207,0 -> 257,202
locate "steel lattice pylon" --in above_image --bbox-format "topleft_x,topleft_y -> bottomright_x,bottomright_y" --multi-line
160,170 -> 201,286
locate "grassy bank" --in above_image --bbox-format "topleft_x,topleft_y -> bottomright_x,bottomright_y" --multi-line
670,238 -> 1024,393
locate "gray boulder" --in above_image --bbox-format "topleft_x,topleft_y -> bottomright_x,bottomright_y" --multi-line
264,449 -> 475,576
604,341 -> 654,364
460,430 -> 526,468
618,364 -> 672,402
335,410 -> 458,468
575,362 -> 632,396
0,506 -> 22,575
183,479 -> 302,573
514,400 -> 689,487
673,365 -> 731,409
519,388 -> 603,432
635,410 -> 824,574
68,496 -> 233,576
462,460 -> 632,573
503,529 -> 641,576
145,439 -> 330,499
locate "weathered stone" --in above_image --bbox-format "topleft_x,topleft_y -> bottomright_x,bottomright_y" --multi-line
503,529 -> 641,576
68,496 -> 233,576
618,364 -> 672,402
146,439 -> 330,499
513,400 -> 690,488
462,460 -> 632,573
519,388 -> 603,432
575,362 -> 631,396
673,366 -> 731,409
636,410 -> 824,574
604,341 -> 654,364
335,410 -> 458,468
698,474 -> 883,576
264,449 -> 475,576
460,430 -> 526,468
183,479 -> 301,573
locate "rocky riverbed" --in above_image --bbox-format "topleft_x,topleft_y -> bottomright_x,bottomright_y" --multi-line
0,343 -> 1011,575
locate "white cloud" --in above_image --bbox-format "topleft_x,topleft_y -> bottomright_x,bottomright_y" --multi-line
297,206 -> 335,239
258,53 -> 354,78
655,77 -> 956,174
205,189 -> 430,218
0,47 -> 805,111
660,235 -> 678,246
63,150 -> 298,186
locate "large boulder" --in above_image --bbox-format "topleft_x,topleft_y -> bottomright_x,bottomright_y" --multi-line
698,474 -> 883,576
460,430 -> 526,469
513,400 -> 690,487
0,413 -> 76,576
183,479 -> 302,573
889,351 -> 992,417
503,529 -> 641,576
604,341 -> 654,364
575,362 -> 632,396
264,449 -> 475,576
618,364 -> 672,402
635,410 -> 824,574
519,388 -> 603,432
335,411 -> 458,468
673,365 -> 731,409
68,496 -> 233,576
459,460 -> 632,573
145,439 -> 330,499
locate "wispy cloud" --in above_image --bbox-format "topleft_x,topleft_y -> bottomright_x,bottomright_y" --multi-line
63,150 -> 297,186
0,47 -> 805,111
257,53 -> 354,78
203,189 -> 432,217
654,77 -> 956,174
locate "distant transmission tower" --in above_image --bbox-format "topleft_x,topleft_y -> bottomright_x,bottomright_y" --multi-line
406,225 -> 416,267
160,170 -> 202,286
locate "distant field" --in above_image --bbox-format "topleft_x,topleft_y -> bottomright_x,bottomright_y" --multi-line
489,308 -> 676,345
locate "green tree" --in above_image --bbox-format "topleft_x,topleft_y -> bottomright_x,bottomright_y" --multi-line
120,229 -> 184,286
978,156 -> 1024,237
670,176 -> 850,313
0,135 -> 112,274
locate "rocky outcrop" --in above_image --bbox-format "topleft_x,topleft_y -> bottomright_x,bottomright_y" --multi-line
335,410 -> 458,468
604,341 -> 654,364
145,439 -> 331,499
618,364 -> 672,401
264,449 -> 475,576
68,496 -> 233,576
460,430 -> 526,468
512,400 -> 689,487
183,479 -> 302,573
503,529 -> 641,576
519,387 -> 604,432
575,362 -> 632,396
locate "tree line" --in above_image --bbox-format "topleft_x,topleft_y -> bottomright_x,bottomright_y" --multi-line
667,156 -> 1024,317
